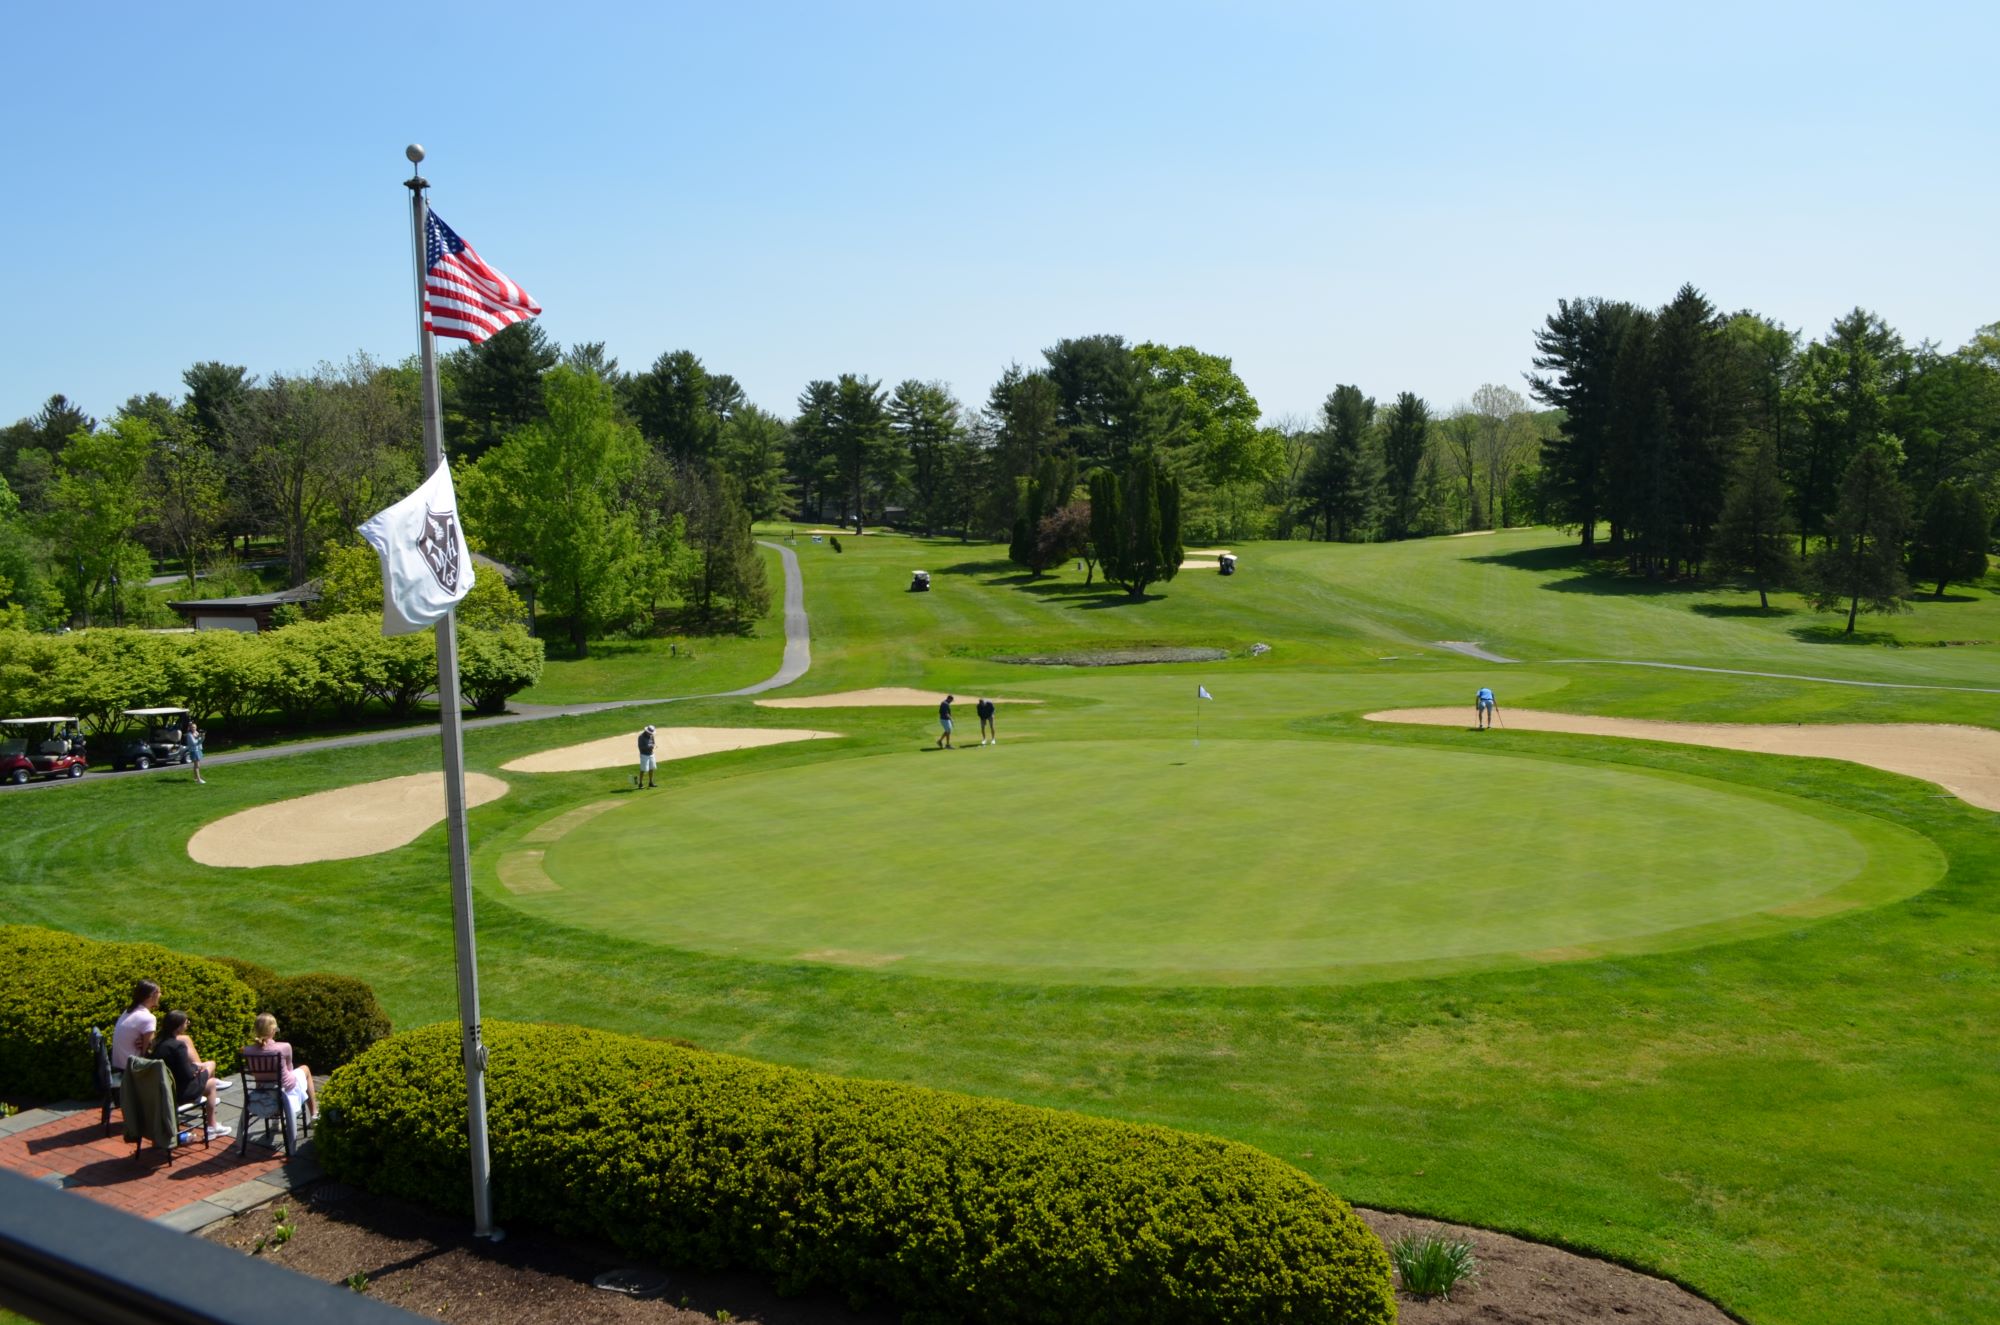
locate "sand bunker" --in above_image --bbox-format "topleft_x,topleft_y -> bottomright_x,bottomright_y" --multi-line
502,727 -> 839,773
188,772 -> 511,868
1365,708 -> 2000,812
757,688 -> 1043,709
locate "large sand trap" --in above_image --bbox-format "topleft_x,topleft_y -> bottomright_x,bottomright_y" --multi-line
501,727 -> 840,773
757,687 -> 1044,709
1365,708 -> 2000,812
188,772 -> 511,868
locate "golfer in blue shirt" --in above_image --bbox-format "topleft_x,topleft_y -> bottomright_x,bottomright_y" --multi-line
1475,686 -> 1497,730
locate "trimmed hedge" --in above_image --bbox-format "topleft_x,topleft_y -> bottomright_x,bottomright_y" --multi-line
265,973 -> 392,1073
205,960 -> 392,1073
321,1022 -> 1396,1324
0,926 -> 256,1099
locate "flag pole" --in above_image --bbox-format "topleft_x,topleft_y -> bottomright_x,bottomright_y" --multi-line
404,144 -> 500,1242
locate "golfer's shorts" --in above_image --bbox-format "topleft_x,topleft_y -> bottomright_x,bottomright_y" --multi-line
639,754 -> 657,771
940,719 -> 953,732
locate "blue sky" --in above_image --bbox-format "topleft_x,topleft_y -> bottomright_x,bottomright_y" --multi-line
4,2 -> 1994,427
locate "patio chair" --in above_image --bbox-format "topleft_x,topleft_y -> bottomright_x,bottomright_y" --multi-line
120,1056 -> 209,1162
90,1027 -> 121,1136
237,1050 -> 305,1158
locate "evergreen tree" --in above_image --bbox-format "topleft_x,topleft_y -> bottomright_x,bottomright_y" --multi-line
889,380 -> 961,534
447,321 -> 559,460
788,380 -> 840,520
1305,385 -> 1375,541
719,404 -> 795,524
1806,443 -> 1913,634
1909,480 -> 1991,597
830,374 -> 892,533
1530,298 -> 1642,548
1009,454 -> 1074,576
628,349 -> 721,464
1089,455 -> 1182,597
1709,436 -> 1798,608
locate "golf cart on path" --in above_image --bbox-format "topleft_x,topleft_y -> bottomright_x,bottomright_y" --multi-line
107,707 -> 193,772
0,717 -> 88,784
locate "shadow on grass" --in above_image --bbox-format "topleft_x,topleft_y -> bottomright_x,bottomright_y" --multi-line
1790,623 -> 1902,647
935,558 -> 1145,606
1691,602 -> 1797,619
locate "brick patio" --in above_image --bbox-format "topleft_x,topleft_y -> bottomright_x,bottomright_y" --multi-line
0,1090 -> 321,1231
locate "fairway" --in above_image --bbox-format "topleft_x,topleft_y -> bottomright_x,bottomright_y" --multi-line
513,739 -> 1941,984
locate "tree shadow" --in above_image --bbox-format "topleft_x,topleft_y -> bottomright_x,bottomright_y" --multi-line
1790,623 -> 1902,647
1905,592 -> 1982,604
1077,591 -> 1164,609
1690,602 -> 1796,619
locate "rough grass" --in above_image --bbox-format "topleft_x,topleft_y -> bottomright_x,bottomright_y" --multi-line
5,527 -> 1998,1325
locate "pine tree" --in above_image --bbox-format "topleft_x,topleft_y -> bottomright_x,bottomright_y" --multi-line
1090,456 -> 1182,597
1806,442 -> 1913,634
1909,480 -> 1991,597
1380,393 -> 1430,540
1709,436 -> 1798,608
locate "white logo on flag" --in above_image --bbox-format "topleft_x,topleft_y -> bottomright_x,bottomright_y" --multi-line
359,463 -> 476,636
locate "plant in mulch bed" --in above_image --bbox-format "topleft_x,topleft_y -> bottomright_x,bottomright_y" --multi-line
1389,1228 -> 1479,1299
320,1021 -> 1397,1325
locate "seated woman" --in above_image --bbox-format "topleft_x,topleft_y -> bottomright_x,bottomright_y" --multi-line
111,979 -> 161,1071
152,1010 -> 232,1140
243,1013 -> 315,1122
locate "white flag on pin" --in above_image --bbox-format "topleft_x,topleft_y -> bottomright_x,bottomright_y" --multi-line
1198,685 -> 1213,700
357,462 -> 476,636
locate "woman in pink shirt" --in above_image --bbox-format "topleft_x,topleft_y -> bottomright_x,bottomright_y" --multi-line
243,1014 -> 315,1121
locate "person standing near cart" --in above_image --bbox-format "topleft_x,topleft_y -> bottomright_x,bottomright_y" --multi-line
184,717 -> 206,784
637,724 -> 657,787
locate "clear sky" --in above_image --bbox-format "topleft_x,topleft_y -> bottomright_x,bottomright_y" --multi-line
4,2 -> 1994,428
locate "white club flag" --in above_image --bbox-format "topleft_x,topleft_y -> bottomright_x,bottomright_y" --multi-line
357,462 -> 476,636
1198,685 -> 1213,700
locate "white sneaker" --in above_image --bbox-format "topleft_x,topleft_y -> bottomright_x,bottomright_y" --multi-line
208,1123 -> 234,1140
215,1080 -> 234,1091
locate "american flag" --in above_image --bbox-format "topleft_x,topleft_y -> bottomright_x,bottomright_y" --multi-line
424,212 -> 541,343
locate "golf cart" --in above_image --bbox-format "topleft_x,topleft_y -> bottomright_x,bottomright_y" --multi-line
1218,553 -> 1237,576
106,707 -> 194,771
0,717 -> 88,784
909,570 -> 931,592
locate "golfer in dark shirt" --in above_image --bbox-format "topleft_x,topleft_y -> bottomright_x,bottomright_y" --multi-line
977,697 -> 996,745
936,695 -> 955,749
638,724 -> 657,787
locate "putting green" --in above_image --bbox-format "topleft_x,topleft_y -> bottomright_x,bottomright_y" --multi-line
503,740 -> 1942,985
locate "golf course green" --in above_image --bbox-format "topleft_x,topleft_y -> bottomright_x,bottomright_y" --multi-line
513,738 -> 1941,984
10,526 -> 1998,1324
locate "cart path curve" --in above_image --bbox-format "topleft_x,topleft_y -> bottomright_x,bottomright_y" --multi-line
34,541 -> 811,783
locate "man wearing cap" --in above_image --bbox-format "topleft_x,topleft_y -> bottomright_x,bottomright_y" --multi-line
637,724 -> 658,787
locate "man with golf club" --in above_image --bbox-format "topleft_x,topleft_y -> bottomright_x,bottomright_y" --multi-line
1475,686 -> 1500,730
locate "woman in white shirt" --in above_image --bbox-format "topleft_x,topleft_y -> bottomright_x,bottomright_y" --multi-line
110,979 -> 160,1070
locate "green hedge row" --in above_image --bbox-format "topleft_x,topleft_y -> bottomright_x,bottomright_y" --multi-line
0,925 -> 257,1099
0,614 -> 543,736
321,1022 -> 1395,1324
208,958 -> 392,1073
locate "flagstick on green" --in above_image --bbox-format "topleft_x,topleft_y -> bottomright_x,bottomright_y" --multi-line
402,144 -> 499,1244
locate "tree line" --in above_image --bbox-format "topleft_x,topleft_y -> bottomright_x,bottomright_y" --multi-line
5,294 -> 1991,637
1531,288 -> 1997,629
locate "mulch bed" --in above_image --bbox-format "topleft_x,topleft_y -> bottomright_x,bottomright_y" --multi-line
201,1186 -> 1733,1324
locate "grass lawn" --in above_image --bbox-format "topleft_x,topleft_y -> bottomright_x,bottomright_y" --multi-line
522,735 -> 1939,985
6,526 -> 1997,1324
517,544 -> 788,703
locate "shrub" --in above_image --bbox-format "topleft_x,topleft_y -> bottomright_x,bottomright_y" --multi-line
1388,1228 -> 1479,1299
205,956 -> 281,1002
0,925 -> 256,1099
264,973 -> 391,1073
458,622 -> 544,715
321,1022 -> 1395,1325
